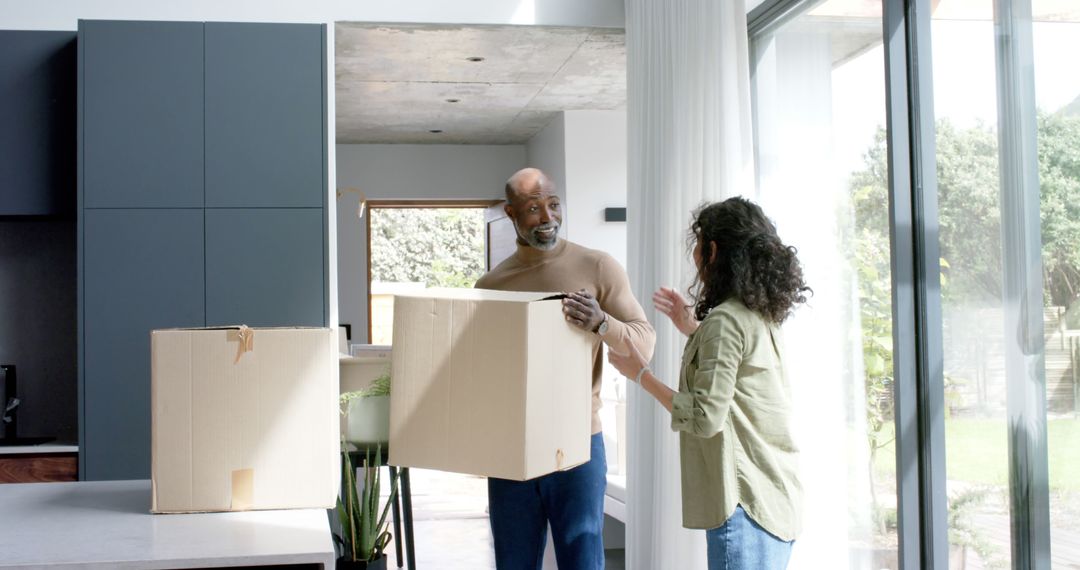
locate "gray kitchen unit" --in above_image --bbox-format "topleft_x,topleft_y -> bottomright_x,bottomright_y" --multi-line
78,20 -> 329,481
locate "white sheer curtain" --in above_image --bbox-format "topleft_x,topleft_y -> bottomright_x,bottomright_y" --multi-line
754,18 -> 887,567
754,27 -> 869,568
625,1 -> 754,568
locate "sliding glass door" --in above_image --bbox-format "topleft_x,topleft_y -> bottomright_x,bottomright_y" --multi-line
1029,4 -> 1080,565
750,0 -> 1079,567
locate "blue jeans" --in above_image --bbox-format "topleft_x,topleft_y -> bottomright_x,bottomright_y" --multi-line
706,506 -> 793,570
488,433 -> 607,570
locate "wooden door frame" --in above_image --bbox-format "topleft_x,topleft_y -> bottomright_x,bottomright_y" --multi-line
364,200 -> 502,343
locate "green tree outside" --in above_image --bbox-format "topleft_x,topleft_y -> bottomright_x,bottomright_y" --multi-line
848,111 -> 1080,552
369,208 -> 487,289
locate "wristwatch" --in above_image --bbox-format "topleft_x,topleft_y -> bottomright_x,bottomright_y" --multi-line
595,313 -> 609,336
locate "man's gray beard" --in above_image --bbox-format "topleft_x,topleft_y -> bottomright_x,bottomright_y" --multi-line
518,223 -> 559,251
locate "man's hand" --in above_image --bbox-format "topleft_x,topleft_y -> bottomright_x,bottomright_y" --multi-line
562,289 -> 605,332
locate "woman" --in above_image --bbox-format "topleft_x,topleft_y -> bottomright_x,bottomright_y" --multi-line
608,197 -> 809,569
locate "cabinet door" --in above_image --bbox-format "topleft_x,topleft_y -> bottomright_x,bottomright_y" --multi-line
205,23 -> 324,208
81,21 -> 203,208
83,209 -> 204,480
0,31 -> 76,216
205,209 -> 324,327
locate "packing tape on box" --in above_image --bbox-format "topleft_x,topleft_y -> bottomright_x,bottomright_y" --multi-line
336,187 -> 367,219
231,468 -> 254,511
233,325 -> 254,364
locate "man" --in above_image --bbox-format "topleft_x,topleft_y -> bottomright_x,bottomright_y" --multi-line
476,167 -> 655,569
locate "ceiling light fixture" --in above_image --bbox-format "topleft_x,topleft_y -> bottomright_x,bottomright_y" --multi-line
466,56 -> 485,62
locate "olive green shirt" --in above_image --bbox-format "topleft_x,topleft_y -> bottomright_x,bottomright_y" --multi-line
672,299 -> 802,541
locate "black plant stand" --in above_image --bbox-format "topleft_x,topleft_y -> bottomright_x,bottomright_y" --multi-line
348,448 -> 415,570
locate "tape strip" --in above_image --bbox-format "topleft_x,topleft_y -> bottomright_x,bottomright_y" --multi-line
231,468 -> 254,511
336,187 -> 368,219
233,325 -> 254,364
556,449 -> 565,470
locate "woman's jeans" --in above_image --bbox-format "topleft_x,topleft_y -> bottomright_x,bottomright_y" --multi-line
705,505 -> 794,570
488,433 -> 607,570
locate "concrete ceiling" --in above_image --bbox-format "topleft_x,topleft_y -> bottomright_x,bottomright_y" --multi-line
335,23 -> 626,145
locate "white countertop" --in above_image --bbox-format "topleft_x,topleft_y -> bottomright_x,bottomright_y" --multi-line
0,444 -> 78,455
0,480 -> 336,569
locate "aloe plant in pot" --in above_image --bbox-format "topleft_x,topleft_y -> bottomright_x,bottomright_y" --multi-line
336,444 -> 399,570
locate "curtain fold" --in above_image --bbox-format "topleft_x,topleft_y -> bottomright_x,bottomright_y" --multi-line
625,1 -> 754,568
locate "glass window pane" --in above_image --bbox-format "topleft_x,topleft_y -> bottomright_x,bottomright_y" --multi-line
930,4 -> 1016,567
929,1 -> 1080,566
1031,2 -> 1080,567
751,2 -> 895,567
368,207 -> 486,344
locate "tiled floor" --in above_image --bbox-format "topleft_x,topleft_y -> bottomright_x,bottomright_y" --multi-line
381,469 -> 625,569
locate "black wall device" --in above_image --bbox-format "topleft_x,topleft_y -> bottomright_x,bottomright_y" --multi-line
604,207 -> 627,222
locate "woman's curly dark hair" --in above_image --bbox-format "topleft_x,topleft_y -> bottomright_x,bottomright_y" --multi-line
688,197 -> 810,324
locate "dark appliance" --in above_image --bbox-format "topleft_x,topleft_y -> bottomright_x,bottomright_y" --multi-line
0,365 -> 54,446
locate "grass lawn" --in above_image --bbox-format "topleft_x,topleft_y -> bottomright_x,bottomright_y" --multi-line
873,417 -> 1080,492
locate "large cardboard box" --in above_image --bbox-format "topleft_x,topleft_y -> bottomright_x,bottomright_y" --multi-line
151,326 -> 338,513
389,288 -> 594,480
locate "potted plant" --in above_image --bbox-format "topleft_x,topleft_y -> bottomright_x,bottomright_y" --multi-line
335,444 -> 399,570
340,369 -> 391,446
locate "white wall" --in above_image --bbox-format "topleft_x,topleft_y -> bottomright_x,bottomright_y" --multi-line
563,109 -> 628,267
525,114 -> 567,195
0,0 -> 624,30
524,111 -> 628,265
525,113 -> 568,244
336,144 -> 526,341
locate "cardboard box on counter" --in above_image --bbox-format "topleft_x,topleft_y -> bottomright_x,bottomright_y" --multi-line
151,326 -> 338,513
389,288 -> 594,481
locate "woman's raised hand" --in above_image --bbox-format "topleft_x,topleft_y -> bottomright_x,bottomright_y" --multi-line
652,287 -> 699,336
607,339 -> 650,382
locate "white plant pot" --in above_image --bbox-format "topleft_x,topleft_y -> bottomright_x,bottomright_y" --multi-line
345,395 -> 390,447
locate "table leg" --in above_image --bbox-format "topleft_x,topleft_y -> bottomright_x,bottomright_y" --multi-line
389,465 -> 404,568
401,468 -> 416,570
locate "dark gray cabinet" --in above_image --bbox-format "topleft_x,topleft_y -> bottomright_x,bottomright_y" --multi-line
206,209 -> 324,327
205,23 -> 325,208
0,31 -> 76,216
79,20 -> 327,481
82,21 -> 204,209
83,209 -> 204,480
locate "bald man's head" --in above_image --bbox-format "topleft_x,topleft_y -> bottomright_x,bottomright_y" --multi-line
503,167 -> 562,251
504,167 -> 554,205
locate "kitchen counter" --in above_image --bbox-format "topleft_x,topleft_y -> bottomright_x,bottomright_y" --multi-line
0,444 -> 78,455
0,479 -> 335,569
